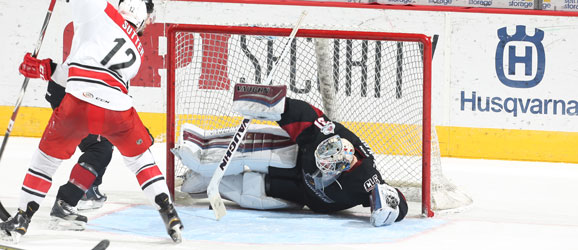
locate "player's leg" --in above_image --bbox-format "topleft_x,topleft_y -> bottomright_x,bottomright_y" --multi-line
0,149 -> 62,242
75,135 -> 113,210
263,170 -> 306,206
104,108 -> 183,243
49,160 -> 97,230
50,135 -> 113,230
52,135 -> 111,208
0,95 -> 86,240
45,80 -> 110,228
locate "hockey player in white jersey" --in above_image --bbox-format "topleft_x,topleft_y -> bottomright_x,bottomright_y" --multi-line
0,0 -> 183,243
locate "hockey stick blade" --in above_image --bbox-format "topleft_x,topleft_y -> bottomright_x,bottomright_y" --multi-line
91,239 -> 110,250
0,243 -> 25,250
0,202 -> 10,221
206,118 -> 251,220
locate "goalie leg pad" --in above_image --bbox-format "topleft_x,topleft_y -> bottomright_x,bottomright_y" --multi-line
216,172 -> 300,210
217,174 -> 244,204
180,170 -> 211,194
370,183 -> 402,227
173,123 -> 298,177
239,172 -> 301,210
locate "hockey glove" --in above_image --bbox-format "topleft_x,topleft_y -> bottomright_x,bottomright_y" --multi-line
370,183 -> 400,227
19,53 -> 52,81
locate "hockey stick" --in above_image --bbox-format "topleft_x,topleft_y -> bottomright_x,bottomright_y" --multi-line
431,34 -> 439,58
91,239 -> 110,250
0,243 -> 24,250
206,11 -> 308,220
0,0 -> 57,222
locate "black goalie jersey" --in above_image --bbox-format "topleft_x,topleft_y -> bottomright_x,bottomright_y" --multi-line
267,97 -> 386,213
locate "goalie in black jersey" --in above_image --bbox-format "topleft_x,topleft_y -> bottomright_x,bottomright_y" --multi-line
174,84 -> 408,227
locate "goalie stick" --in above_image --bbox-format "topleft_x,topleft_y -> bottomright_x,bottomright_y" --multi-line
206,11 -> 308,220
0,0 -> 57,222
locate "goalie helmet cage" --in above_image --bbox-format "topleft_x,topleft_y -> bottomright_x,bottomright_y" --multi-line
167,24 -> 470,217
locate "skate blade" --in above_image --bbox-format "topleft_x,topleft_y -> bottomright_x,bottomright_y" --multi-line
0,230 -> 22,244
169,225 -> 183,243
48,217 -> 86,231
0,230 -> 13,243
11,232 -> 21,244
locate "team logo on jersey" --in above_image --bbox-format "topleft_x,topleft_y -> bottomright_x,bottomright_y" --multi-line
314,117 -> 335,135
83,92 -> 94,99
363,174 -> 380,192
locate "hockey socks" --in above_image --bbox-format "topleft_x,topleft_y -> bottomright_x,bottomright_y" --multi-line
124,150 -> 170,210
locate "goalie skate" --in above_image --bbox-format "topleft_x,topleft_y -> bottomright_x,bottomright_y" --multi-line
49,199 -> 87,231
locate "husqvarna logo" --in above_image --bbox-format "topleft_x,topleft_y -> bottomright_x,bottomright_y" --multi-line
495,25 -> 545,88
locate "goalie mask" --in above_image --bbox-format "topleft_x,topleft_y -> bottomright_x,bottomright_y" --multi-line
118,0 -> 154,34
314,135 -> 355,176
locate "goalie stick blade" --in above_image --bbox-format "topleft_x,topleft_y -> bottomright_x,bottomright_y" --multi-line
0,201 -> 10,222
207,190 -> 226,220
91,239 -> 110,250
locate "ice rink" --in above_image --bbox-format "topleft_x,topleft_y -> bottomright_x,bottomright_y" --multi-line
0,136 -> 577,250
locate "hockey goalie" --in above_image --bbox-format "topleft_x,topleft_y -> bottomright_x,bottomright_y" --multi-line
172,84 -> 408,227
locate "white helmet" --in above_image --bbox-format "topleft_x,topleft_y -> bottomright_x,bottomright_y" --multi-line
314,135 -> 355,176
118,0 -> 148,33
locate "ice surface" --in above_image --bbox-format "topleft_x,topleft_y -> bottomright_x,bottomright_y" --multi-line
0,137 -> 577,250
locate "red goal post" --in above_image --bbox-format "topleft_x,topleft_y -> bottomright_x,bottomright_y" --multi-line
166,24 -> 435,216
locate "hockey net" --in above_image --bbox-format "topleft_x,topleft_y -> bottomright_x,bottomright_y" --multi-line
166,24 -> 472,216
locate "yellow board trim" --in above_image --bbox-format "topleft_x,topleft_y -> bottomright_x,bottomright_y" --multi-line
437,126 -> 578,163
2,106 -> 577,163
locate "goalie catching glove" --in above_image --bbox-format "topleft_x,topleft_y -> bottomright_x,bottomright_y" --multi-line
19,53 -> 53,81
370,183 -> 407,227
232,84 -> 287,121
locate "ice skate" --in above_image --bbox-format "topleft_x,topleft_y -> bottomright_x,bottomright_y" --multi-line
0,209 -> 30,244
77,185 -> 107,210
49,199 -> 87,231
156,193 -> 184,243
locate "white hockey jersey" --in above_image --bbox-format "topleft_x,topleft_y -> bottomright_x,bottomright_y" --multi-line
52,0 -> 144,111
